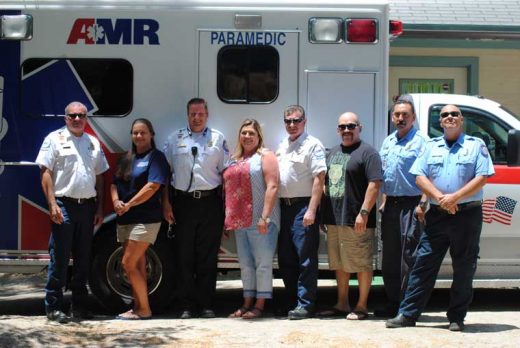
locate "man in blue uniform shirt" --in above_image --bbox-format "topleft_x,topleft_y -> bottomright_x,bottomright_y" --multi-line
376,99 -> 428,318
386,104 -> 495,331
163,98 -> 229,319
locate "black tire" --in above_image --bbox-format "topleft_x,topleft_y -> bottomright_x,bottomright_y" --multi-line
89,221 -> 177,313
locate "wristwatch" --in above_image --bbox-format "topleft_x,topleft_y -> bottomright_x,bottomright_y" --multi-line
419,201 -> 429,209
259,216 -> 271,224
359,208 -> 369,216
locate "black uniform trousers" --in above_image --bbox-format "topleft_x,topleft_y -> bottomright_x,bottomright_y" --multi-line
399,204 -> 482,322
381,195 -> 422,310
173,191 -> 224,311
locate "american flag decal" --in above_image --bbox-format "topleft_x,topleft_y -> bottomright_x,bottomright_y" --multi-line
482,196 -> 517,225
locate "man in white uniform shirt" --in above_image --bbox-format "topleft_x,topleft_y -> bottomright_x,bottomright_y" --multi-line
163,98 -> 229,319
36,101 -> 109,323
276,105 -> 326,319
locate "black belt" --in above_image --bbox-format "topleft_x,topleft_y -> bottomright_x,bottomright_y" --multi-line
431,201 -> 482,214
386,195 -> 421,203
280,197 -> 310,206
59,196 -> 96,205
174,188 -> 217,199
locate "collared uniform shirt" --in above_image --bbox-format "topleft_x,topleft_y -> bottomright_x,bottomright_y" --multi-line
380,127 -> 428,196
163,127 -> 230,191
276,132 -> 327,198
410,133 -> 495,204
35,126 -> 109,199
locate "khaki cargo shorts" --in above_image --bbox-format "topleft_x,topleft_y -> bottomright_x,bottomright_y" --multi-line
326,225 -> 374,273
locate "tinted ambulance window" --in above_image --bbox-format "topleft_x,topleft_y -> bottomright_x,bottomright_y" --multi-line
217,46 -> 279,103
428,105 -> 510,164
21,58 -> 132,117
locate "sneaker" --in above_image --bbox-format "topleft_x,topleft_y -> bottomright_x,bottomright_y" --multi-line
288,306 -> 313,320
448,321 -> 465,332
46,310 -> 70,324
386,313 -> 416,328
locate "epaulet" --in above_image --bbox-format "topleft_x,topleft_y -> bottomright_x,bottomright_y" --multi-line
430,137 -> 443,143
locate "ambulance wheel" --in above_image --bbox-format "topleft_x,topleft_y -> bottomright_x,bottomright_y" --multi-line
89,221 -> 177,313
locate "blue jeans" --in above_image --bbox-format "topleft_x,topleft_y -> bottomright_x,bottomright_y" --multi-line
235,222 -> 279,299
399,205 -> 482,322
278,200 -> 319,310
45,198 -> 95,311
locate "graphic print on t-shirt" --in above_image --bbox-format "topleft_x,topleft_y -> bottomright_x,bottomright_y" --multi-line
328,151 -> 350,198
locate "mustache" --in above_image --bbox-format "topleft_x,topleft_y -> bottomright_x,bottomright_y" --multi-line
397,121 -> 407,126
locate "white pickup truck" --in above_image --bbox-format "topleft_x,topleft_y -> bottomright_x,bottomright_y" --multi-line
382,94 -> 520,288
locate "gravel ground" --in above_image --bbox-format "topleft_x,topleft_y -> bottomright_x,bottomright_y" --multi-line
1,272 -> 519,347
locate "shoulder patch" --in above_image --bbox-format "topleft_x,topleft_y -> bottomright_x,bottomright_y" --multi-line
223,140 -> 229,154
480,144 -> 489,158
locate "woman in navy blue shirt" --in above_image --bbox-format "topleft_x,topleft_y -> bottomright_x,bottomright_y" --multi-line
110,118 -> 170,320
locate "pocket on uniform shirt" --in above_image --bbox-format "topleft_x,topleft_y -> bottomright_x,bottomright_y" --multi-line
57,154 -> 77,172
456,157 -> 474,178
426,156 -> 443,178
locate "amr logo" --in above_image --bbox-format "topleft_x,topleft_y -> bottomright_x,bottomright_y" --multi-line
67,18 -> 160,45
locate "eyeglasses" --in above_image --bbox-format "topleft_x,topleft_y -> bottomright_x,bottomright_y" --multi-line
440,111 -> 461,118
337,123 -> 358,131
284,117 -> 305,125
66,113 -> 87,119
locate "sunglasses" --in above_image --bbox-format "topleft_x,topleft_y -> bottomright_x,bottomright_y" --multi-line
67,113 -> 87,119
284,117 -> 305,125
440,111 -> 461,118
337,123 -> 358,131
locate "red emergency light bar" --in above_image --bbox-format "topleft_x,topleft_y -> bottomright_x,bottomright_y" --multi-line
346,19 -> 403,43
390,20 -> 403,39
346,19 -> 377,43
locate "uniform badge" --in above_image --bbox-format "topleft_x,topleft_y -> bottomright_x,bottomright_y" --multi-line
207,140 -> 213,147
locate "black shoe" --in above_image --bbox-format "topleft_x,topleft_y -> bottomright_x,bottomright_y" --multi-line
46,310 -> 70,324
71,307 -> 94,320
374,306 -> 398,318
200,309 -> 216,319
179,310 -> 193,319
449,321 -> 465,332
288,306 -> 313,320
386,313 -> 416,328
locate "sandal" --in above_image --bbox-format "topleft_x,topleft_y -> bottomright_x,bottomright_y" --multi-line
228,307 -> 250,318
242,307 -> 263,320
346,310 -> 369,320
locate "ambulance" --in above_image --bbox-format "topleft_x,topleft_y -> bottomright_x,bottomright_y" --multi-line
0,0 -> 518,312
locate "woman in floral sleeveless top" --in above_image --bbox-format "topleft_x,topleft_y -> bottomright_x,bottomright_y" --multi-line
223,119 -> 280,319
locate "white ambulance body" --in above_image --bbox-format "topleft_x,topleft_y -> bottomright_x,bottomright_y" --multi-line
0,0 -> 397,310
1,1 -> 519,311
